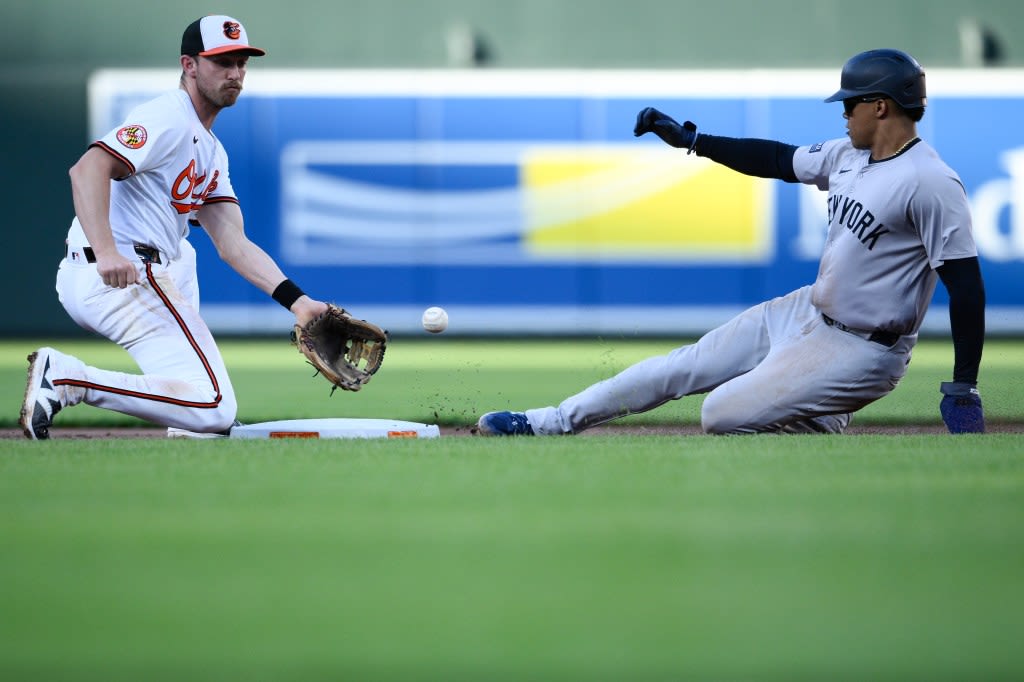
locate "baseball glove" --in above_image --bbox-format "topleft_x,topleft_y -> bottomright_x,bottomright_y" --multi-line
291,304 -> 387,393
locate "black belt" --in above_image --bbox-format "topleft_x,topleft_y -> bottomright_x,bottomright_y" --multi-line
66,243 -> 162,264
823,314 -> 899,347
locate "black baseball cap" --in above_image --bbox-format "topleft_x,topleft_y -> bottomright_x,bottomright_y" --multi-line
181,15 -> 266,57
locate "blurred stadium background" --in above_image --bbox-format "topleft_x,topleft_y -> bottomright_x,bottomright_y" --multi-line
3,0 -> 1022,337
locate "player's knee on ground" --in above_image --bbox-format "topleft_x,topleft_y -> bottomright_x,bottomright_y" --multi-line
700,393 -> 763,434
206,406 -> 238,434
177,395 -> 237,434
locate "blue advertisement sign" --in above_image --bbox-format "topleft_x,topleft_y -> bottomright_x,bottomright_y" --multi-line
88,70 -> 1024,334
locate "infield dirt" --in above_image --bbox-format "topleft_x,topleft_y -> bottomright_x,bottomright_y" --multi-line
4,423 -> 1021,439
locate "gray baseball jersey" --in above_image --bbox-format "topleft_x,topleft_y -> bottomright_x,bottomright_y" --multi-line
521,136 -> 976,435
794,137 -> 977,335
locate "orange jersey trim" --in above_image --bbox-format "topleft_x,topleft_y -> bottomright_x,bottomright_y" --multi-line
90,141 -> 136,178
53,262 -> 223,409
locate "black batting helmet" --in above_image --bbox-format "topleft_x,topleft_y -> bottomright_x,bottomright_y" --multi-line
824,48 -> 927,109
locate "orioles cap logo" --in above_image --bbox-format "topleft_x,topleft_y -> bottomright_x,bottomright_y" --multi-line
223,21 -> 241,40
116,125 -> 148,150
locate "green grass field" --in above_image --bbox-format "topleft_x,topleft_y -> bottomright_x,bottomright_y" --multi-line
2,337 -> 1023,680
3,337 -> 1024,429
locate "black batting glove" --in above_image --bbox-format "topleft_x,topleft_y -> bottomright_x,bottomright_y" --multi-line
634,107 -> 698,152
939,382 -> 986,434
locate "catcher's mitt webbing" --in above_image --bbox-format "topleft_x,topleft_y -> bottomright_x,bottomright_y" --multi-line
292,304 -> 387,393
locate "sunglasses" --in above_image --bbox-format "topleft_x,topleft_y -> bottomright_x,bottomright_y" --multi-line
843,96 -> 887,116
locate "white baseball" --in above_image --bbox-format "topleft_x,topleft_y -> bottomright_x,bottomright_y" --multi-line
421,306 -> 449,333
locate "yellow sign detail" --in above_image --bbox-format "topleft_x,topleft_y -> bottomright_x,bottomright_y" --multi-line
520,148 -> 772,261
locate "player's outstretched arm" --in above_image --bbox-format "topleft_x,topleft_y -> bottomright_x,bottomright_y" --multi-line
634,107 -> 698,151
633,108 -> 799,182
196,202 -> 328,324
936,257 -> 986,433
196,202 -> 282,290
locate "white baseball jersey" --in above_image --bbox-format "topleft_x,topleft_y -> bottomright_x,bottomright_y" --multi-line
68,89 -> 238,261
52,88 -> 241,435
793,137 -> 977,335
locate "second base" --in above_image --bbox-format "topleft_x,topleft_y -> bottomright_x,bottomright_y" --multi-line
229,418 -> 441,440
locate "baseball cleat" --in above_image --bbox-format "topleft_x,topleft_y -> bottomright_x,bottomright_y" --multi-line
477,411 -> 534,436
19,349 -> 64,440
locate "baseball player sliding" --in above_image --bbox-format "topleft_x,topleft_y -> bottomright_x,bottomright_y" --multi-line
479,48 -> 986,436
19,15 -> 352,439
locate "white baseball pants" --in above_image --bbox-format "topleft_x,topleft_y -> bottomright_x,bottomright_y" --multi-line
54,239 -> 237,433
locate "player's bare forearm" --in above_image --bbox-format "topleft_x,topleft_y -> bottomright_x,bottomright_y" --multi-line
69,147 -> 139,287
198,205 -> 327,322
221,238 -> 327,323
229,247 -> 327,324
218,233 -> 288,294
69,148 -> 122,258
198,203 -> 285,292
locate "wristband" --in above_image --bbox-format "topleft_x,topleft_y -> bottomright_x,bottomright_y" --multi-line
940,381 -> 979,397
272,279 -> 305,310
683,121 -> 699,155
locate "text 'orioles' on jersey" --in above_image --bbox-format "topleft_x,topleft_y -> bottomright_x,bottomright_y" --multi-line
71,90 -> 239,263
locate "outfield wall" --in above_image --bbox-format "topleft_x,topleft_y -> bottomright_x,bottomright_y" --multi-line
89,68 -> 1024,336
